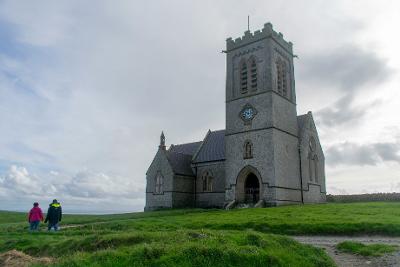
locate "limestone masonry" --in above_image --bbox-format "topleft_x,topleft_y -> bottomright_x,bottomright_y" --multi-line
145,22 -> 326,210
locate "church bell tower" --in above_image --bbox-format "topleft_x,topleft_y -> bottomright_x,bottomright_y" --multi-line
224,23 -> 302,206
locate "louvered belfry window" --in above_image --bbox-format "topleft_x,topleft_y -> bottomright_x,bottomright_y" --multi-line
250,57 -> 257,90
276,59 -> 288,98
240,61 -> 248,93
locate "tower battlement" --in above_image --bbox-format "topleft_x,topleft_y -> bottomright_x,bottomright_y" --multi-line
226,22 -> 293,54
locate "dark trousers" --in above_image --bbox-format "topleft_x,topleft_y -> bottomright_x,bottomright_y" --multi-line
48,222 -> 59,231
29,221 -> 40,231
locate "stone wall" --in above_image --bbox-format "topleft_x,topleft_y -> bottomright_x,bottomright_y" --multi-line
195,161 -> 225,208
172,174 -> 195,208
303,184 -> 326,203
145,149 -> 175,211
298,113 -> 326,203
144,192 -> 173,211
225,129 -> 275,203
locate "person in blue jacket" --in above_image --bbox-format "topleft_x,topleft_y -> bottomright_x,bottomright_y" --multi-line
44,199 -> 62,231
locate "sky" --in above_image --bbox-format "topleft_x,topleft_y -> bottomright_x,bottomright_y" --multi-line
0,0 -> 399,213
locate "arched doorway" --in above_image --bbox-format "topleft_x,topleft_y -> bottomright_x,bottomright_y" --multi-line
235,165 -> 262,204
244,173 -> 260,203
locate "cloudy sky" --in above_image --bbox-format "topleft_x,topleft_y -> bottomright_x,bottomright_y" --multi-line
0,1 -> 399,213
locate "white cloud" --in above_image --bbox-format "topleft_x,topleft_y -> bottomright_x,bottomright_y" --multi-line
1,165 -> 42,195
63,170 -> 143,199
0,165 -> 144,213
326,140 -> 400,167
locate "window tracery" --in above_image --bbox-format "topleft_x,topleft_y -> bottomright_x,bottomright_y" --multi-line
202,171 -> 213,192
155,172 -> 164,194
308,137 -> 318,183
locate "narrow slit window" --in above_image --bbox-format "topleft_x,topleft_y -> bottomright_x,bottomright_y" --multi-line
276,61 -> 283,95
308,137 -> 318,183
282,62 -> 287,97
244,140 -> 253,159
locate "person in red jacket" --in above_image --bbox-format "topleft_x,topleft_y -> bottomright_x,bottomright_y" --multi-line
28,202 -> 44,231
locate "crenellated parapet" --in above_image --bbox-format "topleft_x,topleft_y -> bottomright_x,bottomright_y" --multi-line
226,22 -> 293,54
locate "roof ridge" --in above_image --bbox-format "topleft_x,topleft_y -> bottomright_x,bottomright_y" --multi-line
171,140 -> 202,147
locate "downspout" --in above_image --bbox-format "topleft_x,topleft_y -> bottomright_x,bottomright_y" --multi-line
298,148 -> 304,204
194,166 -> 197,207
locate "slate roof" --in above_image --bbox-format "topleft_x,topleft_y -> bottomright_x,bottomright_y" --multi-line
166,141 -> 202,176
165,130 -> 226,176
169,141 -> 202,156
193,130 -> 225,163
166,151 -> 195,176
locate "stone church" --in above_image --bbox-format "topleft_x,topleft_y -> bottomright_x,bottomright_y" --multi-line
145,22 -> 326,211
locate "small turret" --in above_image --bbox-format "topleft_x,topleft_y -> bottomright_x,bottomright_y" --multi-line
159,131 -> 166,150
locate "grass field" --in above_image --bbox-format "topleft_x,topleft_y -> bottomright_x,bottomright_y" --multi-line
1,202 -> 399,266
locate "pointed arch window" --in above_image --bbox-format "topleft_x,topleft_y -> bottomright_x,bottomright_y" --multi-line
314,155 -> 319,183
240,60 -> 248,93
202,171 -> 213,192
155,172 -> 164,194
276,58 -> 288,98
243,140 -> 253,159
249,57 -> 257,91
308,137 -> 318,183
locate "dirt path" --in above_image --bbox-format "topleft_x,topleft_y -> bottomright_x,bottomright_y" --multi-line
293,236 -> 400,267
0,250 -> 52,267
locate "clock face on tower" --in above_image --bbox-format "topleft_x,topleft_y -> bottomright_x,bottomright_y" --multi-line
239,103 -> 258,124
242,108 -> 254,120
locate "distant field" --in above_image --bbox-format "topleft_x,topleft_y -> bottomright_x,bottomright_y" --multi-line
1,202 -> 399,266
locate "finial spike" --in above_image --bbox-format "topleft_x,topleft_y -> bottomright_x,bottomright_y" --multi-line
159,131 -> 166,150
247,15 -> 250,31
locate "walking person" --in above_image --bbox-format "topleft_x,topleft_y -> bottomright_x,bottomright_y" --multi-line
44,199 -> 62,231
28,202 -> 43,231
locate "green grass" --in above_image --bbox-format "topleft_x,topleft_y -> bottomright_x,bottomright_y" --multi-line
1,202 -> 399,266
336,241 -> 398,257
27,231 -> 334,267
3,202 -> 400,236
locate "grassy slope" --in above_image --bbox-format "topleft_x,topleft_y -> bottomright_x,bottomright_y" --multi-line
1,202 -> 399,266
